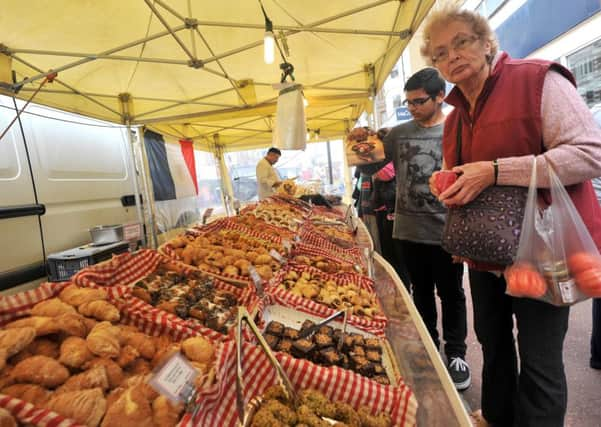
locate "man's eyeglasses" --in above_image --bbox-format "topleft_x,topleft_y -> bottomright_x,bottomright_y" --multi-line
403,96 -> 434,107
431,34 -> 479,64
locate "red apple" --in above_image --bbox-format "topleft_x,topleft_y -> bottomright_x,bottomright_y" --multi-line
435,171 -> 458,194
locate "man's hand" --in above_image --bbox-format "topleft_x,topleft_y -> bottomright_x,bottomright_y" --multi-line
438,161 -> 495,206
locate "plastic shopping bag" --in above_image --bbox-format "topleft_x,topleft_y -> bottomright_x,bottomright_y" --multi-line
272,83 -> 307,150
504,160 -> 601,305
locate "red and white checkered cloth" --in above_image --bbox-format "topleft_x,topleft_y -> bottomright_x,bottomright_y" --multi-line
264,264 -> 387,337
310,205 -> 345,220
0,281 -> 218,426
72,249 -> 162,288
185,339 -> 417,427
291,242 -> 369,274
299,225 -> 363,262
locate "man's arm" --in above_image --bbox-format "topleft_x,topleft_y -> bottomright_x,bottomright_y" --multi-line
256,162 -> 279,188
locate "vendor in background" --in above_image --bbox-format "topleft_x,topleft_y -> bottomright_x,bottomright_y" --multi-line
256,147 -> 282,200
424,6 -> 601,426
357,69 -> 469,392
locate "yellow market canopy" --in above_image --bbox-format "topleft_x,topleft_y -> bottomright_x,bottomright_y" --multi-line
0,0 -> 435,150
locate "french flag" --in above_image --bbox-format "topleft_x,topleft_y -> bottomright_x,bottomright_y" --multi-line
143,129 -> 199,230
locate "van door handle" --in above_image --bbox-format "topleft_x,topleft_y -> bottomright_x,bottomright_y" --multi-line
0,204 -> 46,220
121,194 -> 143,207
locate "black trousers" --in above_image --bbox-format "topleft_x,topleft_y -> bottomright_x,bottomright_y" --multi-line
398,240 -> 467,358
592,298 -> 601,369
375,211 -> 412,290
469,270 -> 569,427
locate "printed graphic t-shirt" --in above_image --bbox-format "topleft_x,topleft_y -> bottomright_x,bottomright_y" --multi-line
383,120 -> 447,244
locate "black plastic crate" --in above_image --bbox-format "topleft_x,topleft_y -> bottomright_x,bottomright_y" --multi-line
47,241 -> 130,282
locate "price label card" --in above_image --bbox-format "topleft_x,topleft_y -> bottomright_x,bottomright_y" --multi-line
269,249 -> 286,264
202,208 -> 214,224
248,265 -> 264,295
149,352 -> 198,403
123,223 -> 142,241
293,235 -> 301,243
282,239 -> 292,252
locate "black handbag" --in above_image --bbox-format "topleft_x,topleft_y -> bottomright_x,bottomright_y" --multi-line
441,120 -> 528,265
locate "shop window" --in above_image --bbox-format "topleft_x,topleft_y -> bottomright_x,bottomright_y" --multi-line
567,38 -> 601,108
392,94 -> 403,109
224,141 -> 347,202
194,150 -> 223,209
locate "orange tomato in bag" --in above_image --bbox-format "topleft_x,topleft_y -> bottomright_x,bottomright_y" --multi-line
505,262 -> 547,298
567,252 -> 601,297
567,252 -> 601,274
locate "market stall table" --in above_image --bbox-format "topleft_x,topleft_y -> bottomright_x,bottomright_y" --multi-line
355,221 -> 472,427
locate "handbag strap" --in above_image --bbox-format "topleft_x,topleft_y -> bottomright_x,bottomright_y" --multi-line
455,118 -> 463,166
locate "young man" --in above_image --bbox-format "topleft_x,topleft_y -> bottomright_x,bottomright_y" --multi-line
361,68 -> 470,390
256,147 -> 282,200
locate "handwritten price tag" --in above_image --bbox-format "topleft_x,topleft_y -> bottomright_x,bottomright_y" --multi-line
248,265 -> 264,296
149,352 -> 198,404
269,249 -> 286,264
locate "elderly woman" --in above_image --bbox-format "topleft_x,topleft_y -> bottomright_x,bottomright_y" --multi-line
424,6 -> 601,427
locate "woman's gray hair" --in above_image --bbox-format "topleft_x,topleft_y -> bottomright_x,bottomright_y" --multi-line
420,5 -> 499,65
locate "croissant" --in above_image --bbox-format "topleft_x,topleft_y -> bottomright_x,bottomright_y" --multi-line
86,321 -> 121,358
152,395 -> 183,427
83,358 -> 124,389
0,327 -> 36,357
30,298 -> 76,317
27,338 -> 60,358
101,385 -> 154,427
121,329 -> 156,360
115,345 -> 139,368
12,355 -> 69,388
83,317 -> 99,335
59,284 -> 107,307
128,358 -> 151,376
181,336 -> 214,364
78,300 -> 120,322
56,366 -> 109,393
46,387 -> 106,427
56,313 -> 88,338
4,316 -> 59,336
59,336 -> 94,368
10,337 -> 60,364
0,408 -> 16,427
2,383 -> 52,406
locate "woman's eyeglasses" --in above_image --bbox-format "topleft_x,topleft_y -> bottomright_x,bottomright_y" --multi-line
431,35 -> 479,64
403,96 -> 434,107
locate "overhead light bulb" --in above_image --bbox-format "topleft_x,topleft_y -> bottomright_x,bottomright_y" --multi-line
303,96 -> 309,107
264,31 -> 275,64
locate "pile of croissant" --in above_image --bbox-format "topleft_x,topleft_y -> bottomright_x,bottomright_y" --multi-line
0,284 -> 216,427
168,229 -> 286,280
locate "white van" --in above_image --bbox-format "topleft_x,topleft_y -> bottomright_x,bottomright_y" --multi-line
0,94 -> 137,293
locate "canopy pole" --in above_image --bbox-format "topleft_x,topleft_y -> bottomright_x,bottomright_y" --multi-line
137,128 -> 160,249
211,134 -> 235,214
119,93 -> 147,247
342,120 -> 353,205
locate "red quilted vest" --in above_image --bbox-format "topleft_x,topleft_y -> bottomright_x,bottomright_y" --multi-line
443,53 -> 601,266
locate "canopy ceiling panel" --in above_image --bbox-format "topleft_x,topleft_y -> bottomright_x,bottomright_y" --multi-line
0,0 -> 435,149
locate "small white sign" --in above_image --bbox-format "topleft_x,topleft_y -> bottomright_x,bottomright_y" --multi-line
269,249 -> 286,264
248,265 -> 264,295
149,352 -> 198,403
123,223 -> 142,241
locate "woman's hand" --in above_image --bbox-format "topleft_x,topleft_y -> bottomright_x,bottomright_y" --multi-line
438,161 -> 495,206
